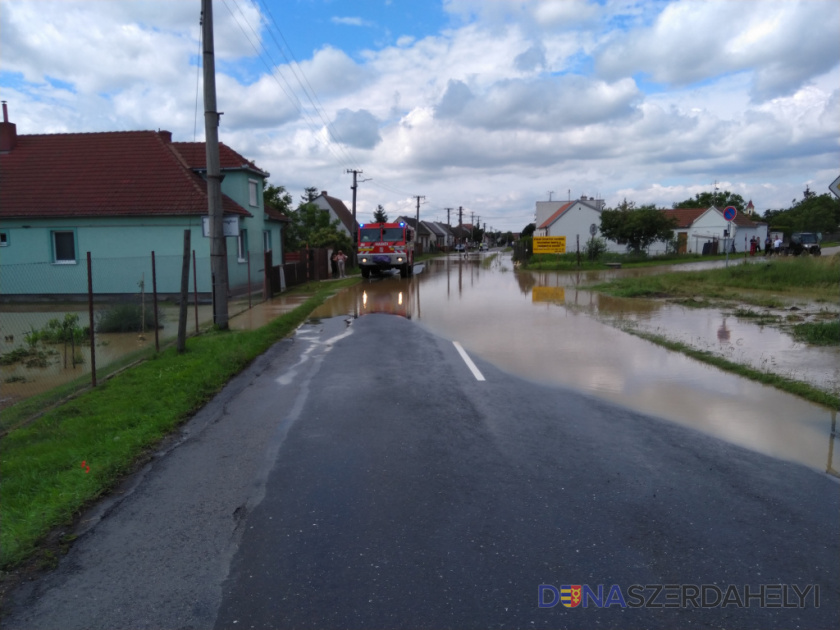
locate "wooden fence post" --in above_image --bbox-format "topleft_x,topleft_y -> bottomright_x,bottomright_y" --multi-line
87,252 -> 96,387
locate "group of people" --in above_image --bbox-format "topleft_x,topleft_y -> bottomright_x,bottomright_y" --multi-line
331,250 -> 348,278
749,235 -> 783,256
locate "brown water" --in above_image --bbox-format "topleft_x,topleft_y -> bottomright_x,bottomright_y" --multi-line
0,302 -> 216,407
311,253 -> 840,477
0,294 -> 318,409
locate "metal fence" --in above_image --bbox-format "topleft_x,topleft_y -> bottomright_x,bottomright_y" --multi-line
0,245 -> 345,411
0,249 -> 269,411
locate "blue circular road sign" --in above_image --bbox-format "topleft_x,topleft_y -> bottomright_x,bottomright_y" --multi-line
723,206 -> 737,221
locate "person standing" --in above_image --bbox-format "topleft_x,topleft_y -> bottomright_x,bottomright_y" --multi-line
336,250 -> 348,278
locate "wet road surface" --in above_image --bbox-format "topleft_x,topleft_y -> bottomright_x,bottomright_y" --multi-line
7,314 -> 836,629
310,252 -> 840,477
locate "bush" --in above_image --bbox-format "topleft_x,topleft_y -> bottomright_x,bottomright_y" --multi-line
585,237 -> 608,261
96,303 -> 162,333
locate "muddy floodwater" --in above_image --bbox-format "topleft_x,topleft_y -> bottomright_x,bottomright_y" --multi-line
311,252 -> 840,478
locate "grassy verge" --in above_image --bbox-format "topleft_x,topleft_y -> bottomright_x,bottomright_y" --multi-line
792,320 -> 840,346
522,251 -> 733,271
626,329 -> 840,410
0,283 -> 344,571
590,256 -> 839,305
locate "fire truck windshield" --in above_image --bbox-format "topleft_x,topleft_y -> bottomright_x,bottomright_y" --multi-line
381,228 -> 405,241
360,228 -> 381,243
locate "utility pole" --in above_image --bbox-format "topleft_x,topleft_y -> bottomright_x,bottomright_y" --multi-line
202,0 -> 228,329
346,169 -> 363,249
414,195 -> 425,257
548,191 -> 554,201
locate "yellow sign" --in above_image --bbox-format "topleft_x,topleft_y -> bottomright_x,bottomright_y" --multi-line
534,236 -> 566,253
532,286 -> 565,303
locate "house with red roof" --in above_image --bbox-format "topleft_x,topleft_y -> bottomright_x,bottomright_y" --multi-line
535,194 -> 767,255
0,104 -> 287,296
648,206 -> 767,255
311,191 -> 358,241
535,195 -> 625,253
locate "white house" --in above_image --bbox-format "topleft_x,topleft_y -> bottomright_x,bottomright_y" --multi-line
648,207 -> 768,255
535,196 -> 625,253
311,191 -> 358,240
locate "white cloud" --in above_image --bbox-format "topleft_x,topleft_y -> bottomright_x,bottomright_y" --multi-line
595,0 -> 840,102
2,0 -> 838,231
331,16 -> 374,28
331,109 -> 382,149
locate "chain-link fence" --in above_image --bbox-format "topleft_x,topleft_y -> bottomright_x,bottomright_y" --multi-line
0,249 -> 267,411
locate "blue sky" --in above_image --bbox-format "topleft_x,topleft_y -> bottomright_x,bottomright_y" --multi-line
274,0 -> 451,58
1,0 -> 838,232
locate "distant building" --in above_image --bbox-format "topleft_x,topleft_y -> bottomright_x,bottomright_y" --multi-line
310,191 -> 358,241
535,195 -> 624,253
648,207 -> 767,255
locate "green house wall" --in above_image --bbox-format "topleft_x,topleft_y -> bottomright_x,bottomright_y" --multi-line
0,172 -> 284,296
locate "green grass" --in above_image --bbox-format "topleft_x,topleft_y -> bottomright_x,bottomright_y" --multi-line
626,329 -> 840,409
590,256 -> 839,304
522,251 -> 733,271
0,284 -> 344,570
792,320 -> 840,346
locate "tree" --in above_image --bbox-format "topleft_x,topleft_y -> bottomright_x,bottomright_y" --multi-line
763,190 -> 839,235
300,187 -> 319,204
373,205 -> 388,223
263,183 -> 293,214
599,202 -> 677,253
674,190 -> 746,212
284,189 -> 352,252
521,223 -> 536,238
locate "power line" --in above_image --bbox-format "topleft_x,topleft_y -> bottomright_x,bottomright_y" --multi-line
255,0 -> 360,169
220,0 -> 358,171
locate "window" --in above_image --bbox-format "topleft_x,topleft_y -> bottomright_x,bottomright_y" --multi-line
248,180 -> 259,207
263,230 -> 271,252
0,231 -> 8,247
53,231 -> 76,263
237,229 -> 248,262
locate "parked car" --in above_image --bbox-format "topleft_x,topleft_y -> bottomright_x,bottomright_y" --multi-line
788,232 -> 821,256
479,243 -> 488,251
454,244 -> 465,252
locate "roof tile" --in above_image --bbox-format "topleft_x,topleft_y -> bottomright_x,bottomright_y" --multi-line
0,130 -> 252,219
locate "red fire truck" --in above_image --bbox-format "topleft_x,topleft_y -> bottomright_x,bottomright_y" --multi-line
357,221 -> 415,278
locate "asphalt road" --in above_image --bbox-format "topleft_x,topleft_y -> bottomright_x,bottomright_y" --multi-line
4,314 -> 838,629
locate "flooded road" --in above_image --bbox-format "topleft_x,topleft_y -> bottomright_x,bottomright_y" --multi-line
311,252 -> 839,478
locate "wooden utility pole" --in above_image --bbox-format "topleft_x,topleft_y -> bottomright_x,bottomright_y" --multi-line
202,0 -> 229,329
177,230 -> 191,353
346,169 -> 363,249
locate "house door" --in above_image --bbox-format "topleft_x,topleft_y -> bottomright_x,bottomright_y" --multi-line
677,232 -> 687,254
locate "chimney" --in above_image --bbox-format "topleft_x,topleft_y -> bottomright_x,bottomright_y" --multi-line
0,101 -> 18,152
321,190 -> 328,196
158,129 -> 172,143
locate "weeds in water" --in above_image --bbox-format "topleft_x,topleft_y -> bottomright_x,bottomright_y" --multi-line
792,321 -> 840,346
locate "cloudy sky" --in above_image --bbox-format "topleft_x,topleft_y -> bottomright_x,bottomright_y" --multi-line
2,0 -> 839,232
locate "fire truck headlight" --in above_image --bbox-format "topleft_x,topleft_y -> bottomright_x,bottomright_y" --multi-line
397,256 -> 404,263
360,257 -> 368,263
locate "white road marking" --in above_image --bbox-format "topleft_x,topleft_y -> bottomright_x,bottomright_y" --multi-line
453,341 -> 486,381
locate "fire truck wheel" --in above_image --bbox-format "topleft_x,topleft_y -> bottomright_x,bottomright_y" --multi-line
399,264 -> 408,278
361,268 -> 371,278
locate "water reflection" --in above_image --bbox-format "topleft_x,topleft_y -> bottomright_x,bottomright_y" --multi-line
312,252 -> 838,476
